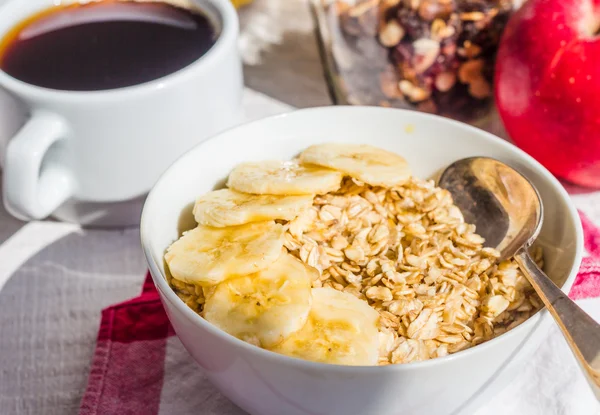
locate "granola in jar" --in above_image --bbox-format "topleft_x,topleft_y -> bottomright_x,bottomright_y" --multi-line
316,0 -> 515,124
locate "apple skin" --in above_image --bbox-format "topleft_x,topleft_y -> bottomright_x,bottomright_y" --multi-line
495,0 -> 600,187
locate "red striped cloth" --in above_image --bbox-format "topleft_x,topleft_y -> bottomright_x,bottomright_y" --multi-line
78,276 -> 175,415
78,212 -> 600,415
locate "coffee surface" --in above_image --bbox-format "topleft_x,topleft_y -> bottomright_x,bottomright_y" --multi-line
0,1 -> 217,91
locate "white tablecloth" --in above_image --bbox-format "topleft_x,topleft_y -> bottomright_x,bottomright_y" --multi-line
0,89 -> 599,415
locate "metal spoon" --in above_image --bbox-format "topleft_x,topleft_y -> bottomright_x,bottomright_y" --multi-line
438,157 -> 600,399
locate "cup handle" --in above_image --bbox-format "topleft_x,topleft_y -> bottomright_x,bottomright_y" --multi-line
2,111 -> 74,220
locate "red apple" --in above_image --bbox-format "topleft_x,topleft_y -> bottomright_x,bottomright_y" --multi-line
495,0 -> 600,188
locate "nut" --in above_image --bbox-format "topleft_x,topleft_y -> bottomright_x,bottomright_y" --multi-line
460,11 -> 486,21
430,18 -> 455,40
381,0 -> 402,8
458,59 -> 485,84
334,1 -> 350,15
468,76 -> 491,99
412,38 -> 440,74
458,40 -> 482,59
399,80 -> 431,102
404,0 -> 420,10
378,20 -> 405,47
418,0 -> 453,21
435,71 -> 457,92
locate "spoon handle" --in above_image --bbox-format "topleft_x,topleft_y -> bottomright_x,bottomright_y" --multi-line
515,250 -> 600,400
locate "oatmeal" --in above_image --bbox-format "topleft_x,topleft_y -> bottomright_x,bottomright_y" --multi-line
166,143 -> 541,365
283,176 -> 542,364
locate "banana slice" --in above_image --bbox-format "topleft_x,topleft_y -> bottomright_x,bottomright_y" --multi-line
193,189 -> 314,227
227,160 -> 343,195
300,143 -> 411,187
203,253 -> 316,347
270,287 -> 380,365
165,221 -> 284,286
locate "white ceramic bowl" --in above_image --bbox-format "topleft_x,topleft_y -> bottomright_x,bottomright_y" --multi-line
141,106 -> 583,415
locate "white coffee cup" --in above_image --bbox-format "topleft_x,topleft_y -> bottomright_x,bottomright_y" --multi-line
0,0 -> 243,226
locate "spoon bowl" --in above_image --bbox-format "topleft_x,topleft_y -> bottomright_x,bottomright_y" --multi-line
439,157 -> 543,260
439,156 -> 600,400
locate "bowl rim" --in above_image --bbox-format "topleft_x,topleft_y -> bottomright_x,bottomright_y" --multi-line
140,105 -> 584,372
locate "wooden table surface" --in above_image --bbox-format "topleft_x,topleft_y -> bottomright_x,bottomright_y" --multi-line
238,0 -> 333,108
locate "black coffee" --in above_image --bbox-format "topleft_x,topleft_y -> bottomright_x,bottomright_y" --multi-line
0,1 -> 218,91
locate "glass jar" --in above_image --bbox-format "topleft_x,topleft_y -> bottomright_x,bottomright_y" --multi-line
313,0 -> 515,126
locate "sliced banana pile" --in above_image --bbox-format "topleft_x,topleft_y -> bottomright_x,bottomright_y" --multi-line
271,287 -> 380,365
193,189 -> 314,227
204,252 -> 316,348
165,143 -> 411,365
165,221 -> 285,286
227,160 -> 343,195
300,143 -> 411,188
